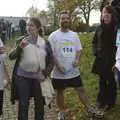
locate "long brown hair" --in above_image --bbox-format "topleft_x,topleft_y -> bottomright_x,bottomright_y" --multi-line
101,5 -> 116,26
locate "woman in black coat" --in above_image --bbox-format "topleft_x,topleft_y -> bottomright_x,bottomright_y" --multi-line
92,5 -> 117,110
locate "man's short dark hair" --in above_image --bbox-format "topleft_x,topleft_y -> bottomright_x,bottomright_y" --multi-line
58,10 -> 71,19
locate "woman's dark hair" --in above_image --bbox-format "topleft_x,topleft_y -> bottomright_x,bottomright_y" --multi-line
100,0 -> 109,12
101,5 -> 117,26
29,17 -> 43,36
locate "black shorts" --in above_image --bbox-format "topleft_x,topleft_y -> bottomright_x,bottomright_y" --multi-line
52,75 -> 83,90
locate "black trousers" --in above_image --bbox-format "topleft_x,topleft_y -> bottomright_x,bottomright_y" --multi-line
97,71 -> 117,106
0,90 -> 3,115
15,76 -> 44,120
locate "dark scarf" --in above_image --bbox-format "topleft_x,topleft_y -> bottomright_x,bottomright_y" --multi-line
101,24 -> 115,51
100,23 -> 117,65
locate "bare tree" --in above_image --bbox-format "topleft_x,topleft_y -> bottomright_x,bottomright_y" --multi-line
77,0 -> 100,27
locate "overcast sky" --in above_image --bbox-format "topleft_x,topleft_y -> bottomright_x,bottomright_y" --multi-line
0,0 -> 48,17
0,0 -> 100,25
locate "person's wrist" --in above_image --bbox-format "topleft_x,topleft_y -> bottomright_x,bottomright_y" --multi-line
75,59 -> 79,65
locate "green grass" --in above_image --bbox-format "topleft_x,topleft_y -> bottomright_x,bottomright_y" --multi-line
64,33 -> 120,120
6,33 -> 120,120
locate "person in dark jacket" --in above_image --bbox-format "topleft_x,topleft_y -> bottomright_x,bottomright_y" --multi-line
92,5 -> 117,111
9,17 -> 54,120
19,19 -> 27,36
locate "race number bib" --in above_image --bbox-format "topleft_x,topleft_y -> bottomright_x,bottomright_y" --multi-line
60,41 -> 75,57
116,29 -> 120,46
